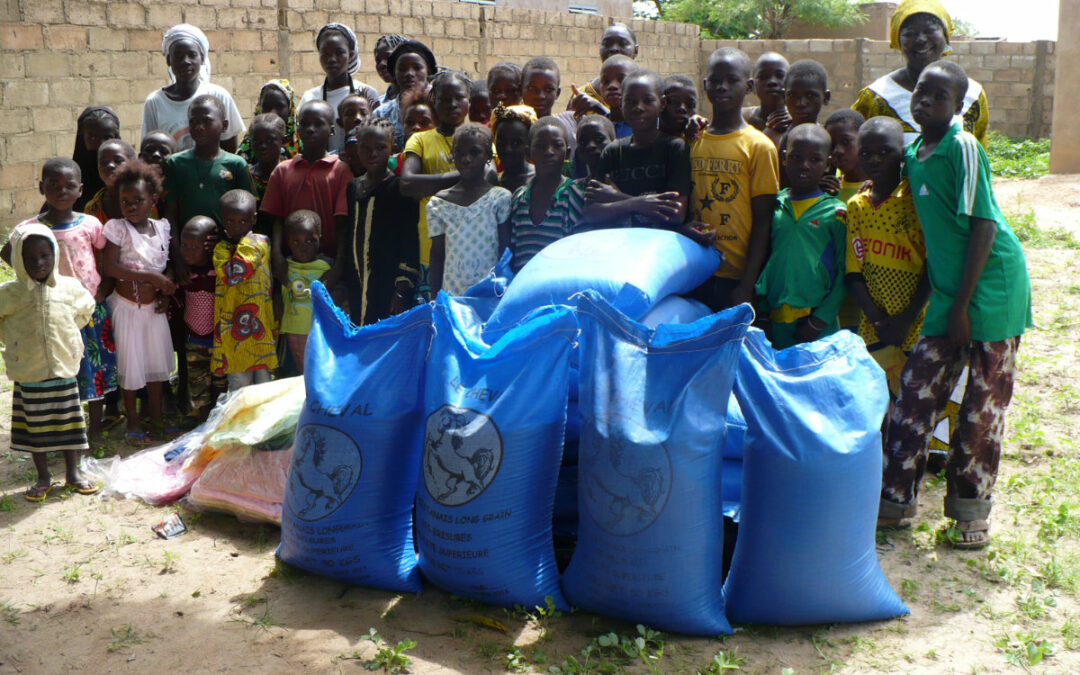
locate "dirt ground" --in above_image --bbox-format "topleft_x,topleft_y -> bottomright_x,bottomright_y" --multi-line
2,175 -> 1080,674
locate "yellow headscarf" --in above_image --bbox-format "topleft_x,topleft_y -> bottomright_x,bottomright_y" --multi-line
491,104 -> 538,142
889,0 -> 953,54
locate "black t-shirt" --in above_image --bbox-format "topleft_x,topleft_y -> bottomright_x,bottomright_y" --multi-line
594,133 -> 690,227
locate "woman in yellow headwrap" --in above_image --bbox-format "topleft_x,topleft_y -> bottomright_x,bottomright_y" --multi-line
852,0 -> 989,147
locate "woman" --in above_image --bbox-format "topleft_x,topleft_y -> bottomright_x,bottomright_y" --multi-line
852,0 -> 988,146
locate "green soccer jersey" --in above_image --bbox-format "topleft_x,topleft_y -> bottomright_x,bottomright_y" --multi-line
165,149 -> 254,227
755,189 -> 848,325
905,124 -> 1032,342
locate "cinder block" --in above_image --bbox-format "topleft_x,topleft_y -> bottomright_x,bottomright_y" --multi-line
13,187 -> 49,217
809,40 -> 833,53
70,51 -> 111,78
997,68 -> 1022,82
5,134 -> 56,163
25,52 -> 69,79
32,106 -> 75,133
366,0 -> 390,14
314,0 -> 339,9
145,4 -> 182,29
0,161 -> 34,191
0,24 -> 43,50
232,30 -> 261,51
301,10 -> 331,30
23,0 -> 64,23
127,29 -> 161,52
88,27 -> 126,51
998,42 -> 1024,56
182,6 -> 217,28
262,31 -> 278,51
379,15 -> 403,35
0,52 -> 23,78
4,81 -> 49,107
970,41 -> 996,55
0,108 -> 31,137
106,2 -> 146,28
44,26 -> 87,51
216,8 -> 247,29
1011,55 -> 1036,69
248,7 -> 275,27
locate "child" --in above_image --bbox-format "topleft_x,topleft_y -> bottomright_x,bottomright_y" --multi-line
83,139 -> 137,224
401,71 -> 473,300
784,60 -> 831,128
428,123 -> 512,296
2,159 -> 120,439
164,95 -> 254,281
299,23 -> 380,154
573,23 -> 639,106
262,100 -> 351,281
343,118 -> 420,325
212,190 -> 278,389
823,109 -> 867,203
520,57 -> 579,157
177,216 -> 225,420
844,116 -> 929,394
388,99 -> 437,176
101,160 -> 176,441
499,117 -> 586,274
237,79 -> 301,164
572,114 -> 615,182
878,61 -> 1032,549
753,123 -> 847,350
493,104 -> 537,193
597,55 -> 637,138
244,113 -> 287,224
341,127 -> 365,178
742,52 -> 790,146
659,75 -> 698,140
337,93 -> 371,137
586,69 -> 696,234
140,131 -> 177,216
373,33 -> 408,106
0,226 -> 98,500
142,24 -> 245,152
469,79 -> 493,125
487,62 -> 523,109
279,210 -> 333,372
371,39 -> 438,151
72,106 -> 120,211
688,48 -> 780,311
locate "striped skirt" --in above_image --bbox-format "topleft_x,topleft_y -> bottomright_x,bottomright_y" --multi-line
11,378 -> 89,454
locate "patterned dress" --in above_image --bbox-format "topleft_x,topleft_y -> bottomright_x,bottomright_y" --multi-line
212,233 -> 278,376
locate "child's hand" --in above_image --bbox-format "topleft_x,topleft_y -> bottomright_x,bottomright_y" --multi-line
154,296 -> 170,314
154,274 -> 176,295
795,315 -> 824,344
684,115 -> 709,142
584,176 -> 624,204
819,174 -> 841,196
568,85 -> 608,118
947,303 -> 971,347
873,315 -> 911,348
765,109 -> 792,132
636,192 -> 683,222
678,222 -> 715,247
390,282 -> 413,315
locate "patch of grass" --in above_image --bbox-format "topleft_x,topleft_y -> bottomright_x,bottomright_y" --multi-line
338,627 -> 416,673
0,494 -> 15,512
229,598 -> 282,633
1008,205 -> 1080,249
995,631 -> 1056,668
159,550 -> 179,574
504,646 -> 530,673
107,624 -> 152,653
62,563 -> 82,584
700,649 -> 745,672
551,625 -> 667,675
1,600 -> 19,626
986,131 -> 1050,179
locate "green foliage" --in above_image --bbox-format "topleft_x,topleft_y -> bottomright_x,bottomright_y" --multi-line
107,624 -> 151,653
986,131 -> 1050,179
653,0 -> 866,39
700,648 -> 746,672
347,628 -> 416,673
995,631 -> 1056,667
550,625 -> 666,674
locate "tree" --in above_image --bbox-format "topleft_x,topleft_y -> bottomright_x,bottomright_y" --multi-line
639,0 -> 868,40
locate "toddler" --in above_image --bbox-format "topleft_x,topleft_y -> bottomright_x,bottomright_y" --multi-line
428,123 -> 512,296
178,216 -> 225,420
72,106 -> 120,212
213,190 -> 278,389
754,124 -> 847,349
142,24 -> 245,152
101,160 -> 176,441
493,104 -> 537,193
280,210 -> 333,372
1,226 -> 98,500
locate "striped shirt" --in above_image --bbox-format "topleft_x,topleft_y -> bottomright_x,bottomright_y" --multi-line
508,176 -> 586,273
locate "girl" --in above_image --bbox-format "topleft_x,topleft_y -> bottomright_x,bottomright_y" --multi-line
71,106 -> 120,211
83,139 -> 138,224
0,226 -> 98,501
101,160 -> 176,442
401,70 -> 472,301
237,79 -> 301,164
373,33 -> 407,107
244,113 -> 287,214
299,23 -> 380,154
372,39 -> 438,151
141,24 -> 245,152
492,104 -> 537,194
428,123 -> 512,296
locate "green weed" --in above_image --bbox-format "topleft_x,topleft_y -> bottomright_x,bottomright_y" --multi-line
986,131 -> 1050,179
0,494 -> 15,512
699,648 -> 745,672
107,624 -> 151,653
504,646 -> 530,673
995,631 -> 1056,667
62,563 -> 81,584
1,600 -> 19,626
351,627 -> 416,673
1008,206 -> 1080,249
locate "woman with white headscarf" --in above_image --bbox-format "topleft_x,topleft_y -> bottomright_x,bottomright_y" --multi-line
298,23 -> 381,153
141,24 -> 246,152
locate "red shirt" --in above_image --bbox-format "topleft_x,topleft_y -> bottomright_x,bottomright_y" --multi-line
259,154 -> 351,256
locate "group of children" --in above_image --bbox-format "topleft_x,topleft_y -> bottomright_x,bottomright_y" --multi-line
1,20 -> 1031,549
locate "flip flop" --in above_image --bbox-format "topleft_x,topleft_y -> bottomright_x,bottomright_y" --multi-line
949,519 -> 990,550
65,481 -> 102,496
25,482 -> 57,502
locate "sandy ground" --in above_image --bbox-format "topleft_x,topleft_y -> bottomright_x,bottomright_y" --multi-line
1,175 -> 1080,674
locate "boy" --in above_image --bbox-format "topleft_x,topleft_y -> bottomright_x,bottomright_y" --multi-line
520,57 -> 579,159
164,95 -> 254,283
597,55 -> 637,138
336,93 -> 370,138
573,114 -> 616,182
688,48 -> 780,310
178,216 -> 225,420
659,75 -> 698,140
823,109 -> 867,203
754,123 -> 847,349
280,210 -> 333,372
743,52 -> 790,142
487,62 -> 523,109
784,60 -> 830,128
469,79 -> 493,125
845,116 -> 929,394
878,61 -> 1032,550
261,100 -> 351,283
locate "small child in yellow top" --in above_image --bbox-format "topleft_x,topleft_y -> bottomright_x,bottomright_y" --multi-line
212,189 -> 277,390
280,210 -> 332,374
845,117 -> 929,393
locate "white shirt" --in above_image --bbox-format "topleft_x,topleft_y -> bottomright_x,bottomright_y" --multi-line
299,78 -> 380,153
141,81 -> 246,150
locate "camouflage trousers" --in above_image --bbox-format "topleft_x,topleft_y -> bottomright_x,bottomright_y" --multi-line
881,335 -> 1020,519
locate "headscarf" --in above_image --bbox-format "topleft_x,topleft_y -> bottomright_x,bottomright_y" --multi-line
375,33 -> 407,54
889,0 -> 953,55
237,79 -> 301,163
162,24 -> 211,83
491,104 -> 538,142
387,39 -> 438,86
72,106 -> 120,211
317,23 -> 361,75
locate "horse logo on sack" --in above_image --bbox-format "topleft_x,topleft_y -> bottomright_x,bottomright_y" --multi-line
581,416 -> 673,536
423,405 -> 503,507
286,424 -> 362,521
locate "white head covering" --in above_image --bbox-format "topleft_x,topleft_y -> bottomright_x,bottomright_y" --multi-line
162,24 -> 211,83
316,23 -> 361,75
10,223 -> 59,290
